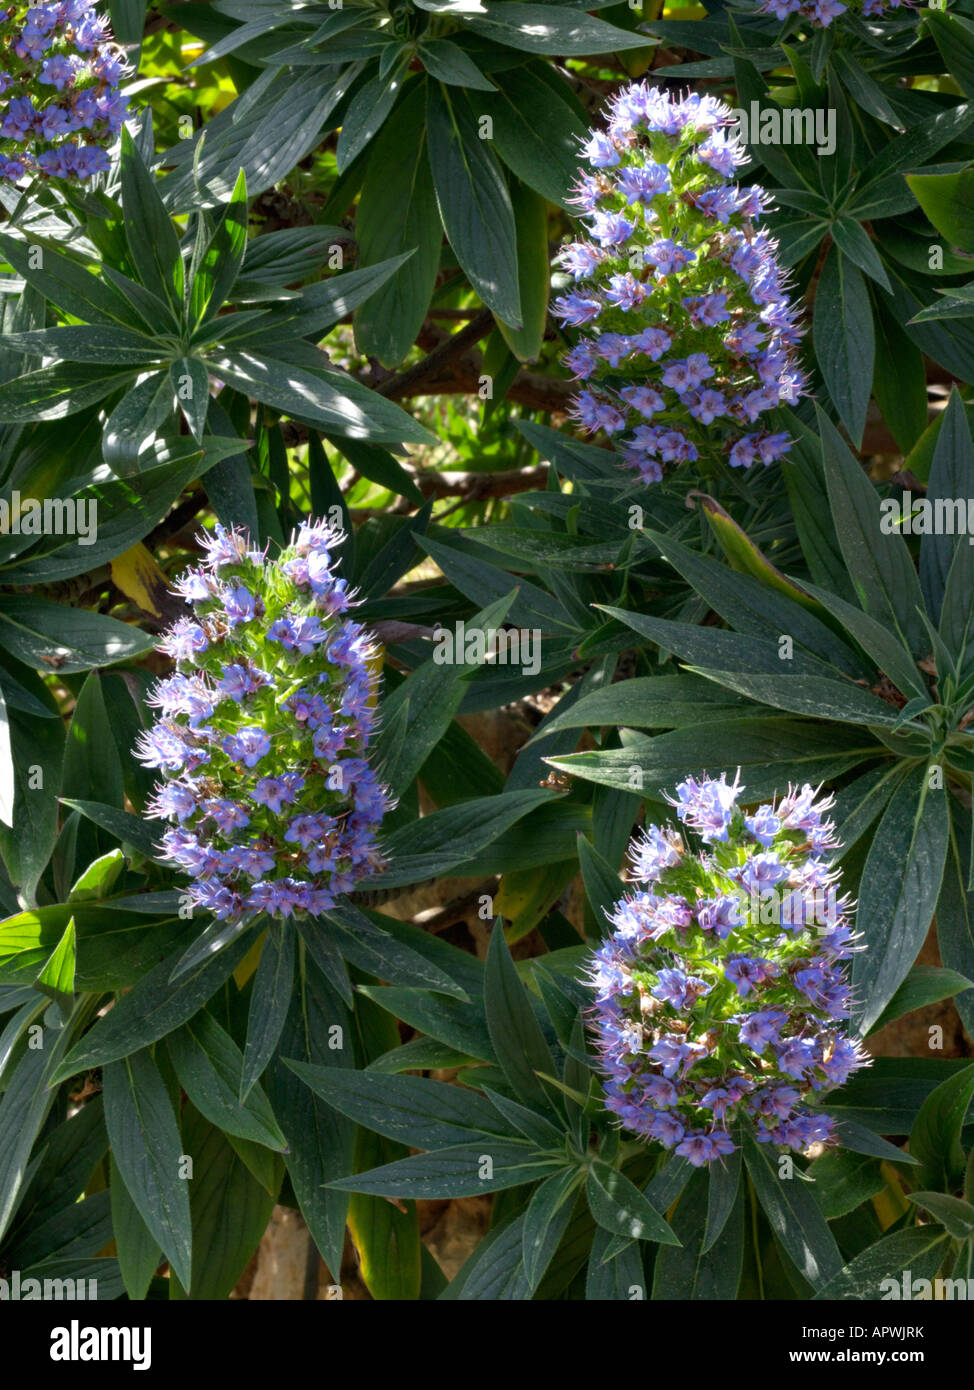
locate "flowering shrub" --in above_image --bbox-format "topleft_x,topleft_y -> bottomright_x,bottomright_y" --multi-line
2,0 -> 974,1318
553,85 -> 806,483
136,520 -> 390,924
587,775 -> 869,1165
0,0 -> 127,181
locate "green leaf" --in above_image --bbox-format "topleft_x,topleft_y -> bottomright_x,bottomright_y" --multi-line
585,1158 -> 681,1246
426,81 -> 521,327
109,1151 -> 162,1301
830,217 -> 891,291
418,38 -> 495,91
353,82 -> 442,367
207,349 -> 434,445
907,1191 -> 974,1239
907,167 -> 974,252
0,598 -> 155,673
468,2 -> 655,54
853,764 -> 950,1033
538,675 -> 752,735
336,65 -> 409,172
346,1128 -> 422,1300
120,128 -> 184,310
323,901 -> 468,997
702,1136 -> 742,1254
868,965 -> 974,1036
811,1226 -> 951,1300
327,1141 -> 563,1198
357,985 -> 495,1063
585,1223 -> 646,1299
373,589 -> 517,798
190,169 -> 249,327
0,1016 -> 76,1242
166,1012 -> 287,1152
521,1166 -> 581,1292
939,804 -> 974,1031
326,436 -> 424,505
818,407 -> 928,659
742,1125 -> 843,1290
808,1148 -> 885,1221
56,801 -> 156,864
484,919 -> 560,1117
813,246 -> 875,447
871,296 -> 929,455
0,362 -> 136,423
0,232 -> 147,329
263,954 -> 356,1280
2,325 -> 166,365
652,1166 -> 744,1298
366,788 -> 556,889
480,64 -> 587,210
240,920 -> 295,1101
49,933 -> 253,1084
909,1060 -> 974,1192
690,668 -> 903,729
497,181 -> 549,364
35,916 -> 76,1011
694,493 -> 827,619
62,673 -> 125,814
440,1210 -> 532,1299
169,358 -> 210,443
925,10 -> 974,99
547,718 -> 873,804
169,1105 -> 279,1300
921,389 -> 974,626
283,1059 -> 517,1148
102,371 -> 175,472
102,1048 -> 192,1288
0,705 -> 63,905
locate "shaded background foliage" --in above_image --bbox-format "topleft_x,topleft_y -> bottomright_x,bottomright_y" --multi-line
1,0 -> 974,1302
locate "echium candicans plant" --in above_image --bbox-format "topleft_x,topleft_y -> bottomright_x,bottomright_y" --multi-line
545,392 -> 974,1043
136,518 -> 391,926
0,0 -> 128,182
587,773 -> 869,1166
553,83 -> 806,485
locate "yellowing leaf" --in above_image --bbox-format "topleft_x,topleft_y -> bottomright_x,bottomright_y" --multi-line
110,543 -> 174,620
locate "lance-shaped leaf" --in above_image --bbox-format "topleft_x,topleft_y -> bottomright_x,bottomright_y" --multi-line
852,763 -> 950,1033
120,128 -> 185,311
102,1047 -> 192,1289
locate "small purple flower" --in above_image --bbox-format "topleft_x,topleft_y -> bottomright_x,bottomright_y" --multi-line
645,238 -> 695,276
254,774 -> 305,814
739,1010 -> 788,1051
582,131 -> 620,168
203,798 -> 251,834
221,727 -> 271,768
225,586 -> 258,627
725,955 -> 777,998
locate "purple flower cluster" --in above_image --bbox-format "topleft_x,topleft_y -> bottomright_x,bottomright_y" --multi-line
585,774 -> 869,1166
553,85 -> 806,485
136,520 -> 391,924
759,0 -> 903,25
0,1 -> 128,182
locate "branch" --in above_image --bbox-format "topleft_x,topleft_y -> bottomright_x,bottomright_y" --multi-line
375,310 -> 495,400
